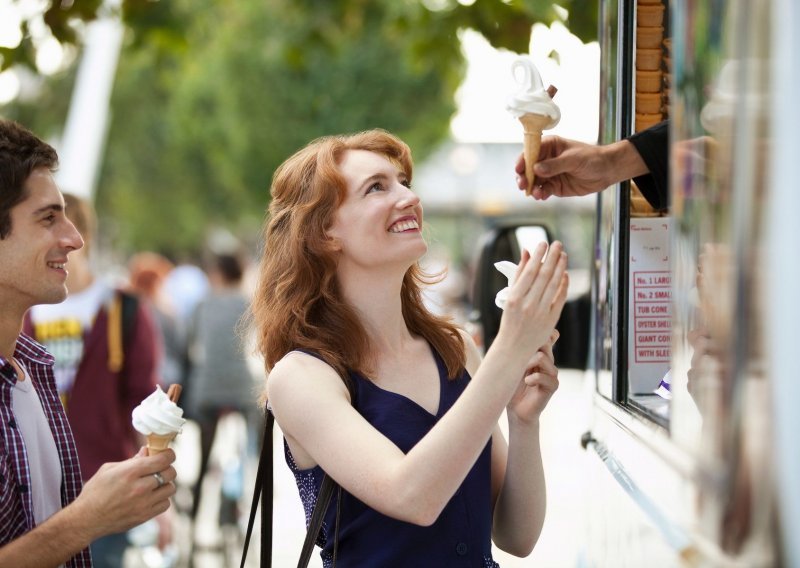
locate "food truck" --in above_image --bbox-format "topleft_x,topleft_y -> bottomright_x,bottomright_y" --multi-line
473,0 -> 799,565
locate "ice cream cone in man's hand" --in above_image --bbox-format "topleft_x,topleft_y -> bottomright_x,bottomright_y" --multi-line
506,57 -> 561,195
145,432 -> 177,455
132,384 -> 186,455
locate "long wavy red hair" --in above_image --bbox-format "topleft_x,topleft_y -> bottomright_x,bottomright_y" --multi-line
251,129 -> 465,387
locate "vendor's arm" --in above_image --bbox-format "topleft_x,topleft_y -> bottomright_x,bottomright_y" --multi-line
626,120 -> 669,209
516,121 -> 670,210
517,137 -> 649,201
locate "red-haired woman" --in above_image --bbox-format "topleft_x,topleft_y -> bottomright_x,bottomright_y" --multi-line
251,129 -> 568,567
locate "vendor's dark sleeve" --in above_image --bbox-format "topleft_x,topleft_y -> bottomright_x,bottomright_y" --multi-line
626,120 -> 669,209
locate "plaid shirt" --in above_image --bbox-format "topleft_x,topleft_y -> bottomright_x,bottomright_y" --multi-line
0,334 -> 92,567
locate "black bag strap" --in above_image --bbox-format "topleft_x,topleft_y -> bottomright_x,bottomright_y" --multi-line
297,474 -> 339,567
241,411 -> 273,568
119,291 -> 139,348
241,410 -> 341,568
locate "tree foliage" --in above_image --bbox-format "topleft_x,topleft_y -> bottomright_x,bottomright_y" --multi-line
1,0 -> 597,254
1,0 -> 596,72
97,0 -> 465,253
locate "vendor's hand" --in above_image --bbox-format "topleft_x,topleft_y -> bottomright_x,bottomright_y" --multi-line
507,331 -> 560,423
516,137 -> 645,201
73,448 -> 177,539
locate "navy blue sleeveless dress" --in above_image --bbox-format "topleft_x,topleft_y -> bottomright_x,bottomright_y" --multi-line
284,347 -> 500,567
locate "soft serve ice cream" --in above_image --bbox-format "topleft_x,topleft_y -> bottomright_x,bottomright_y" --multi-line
505,58 -> 561,124
506,57 -> 561,194
132,384 -> 185,454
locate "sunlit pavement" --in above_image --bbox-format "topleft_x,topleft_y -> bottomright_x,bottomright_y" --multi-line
124,369 -> 589,568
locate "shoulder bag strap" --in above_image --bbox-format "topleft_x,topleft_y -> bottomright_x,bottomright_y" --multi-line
242,365 -> 352,568
240,412 -> 340,568
297,474 -> 338,568
241,411 -> 273,568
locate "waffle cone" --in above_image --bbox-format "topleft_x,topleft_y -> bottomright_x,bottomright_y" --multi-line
519,113 -> 552,195
146,432 -> 178,455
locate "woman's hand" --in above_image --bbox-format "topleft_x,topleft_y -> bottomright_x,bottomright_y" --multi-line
494,240 -> 569,359
507,331 -> 560,424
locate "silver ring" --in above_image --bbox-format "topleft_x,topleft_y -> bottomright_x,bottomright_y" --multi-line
153,471 -> 166,488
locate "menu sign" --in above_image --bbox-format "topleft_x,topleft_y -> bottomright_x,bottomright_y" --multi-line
628,218 -> 672,394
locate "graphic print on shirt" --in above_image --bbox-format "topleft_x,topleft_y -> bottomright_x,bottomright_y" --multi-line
32,318 -> 85,408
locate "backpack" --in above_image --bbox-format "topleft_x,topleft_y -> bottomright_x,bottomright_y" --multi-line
23,288 -> 139,374
106,289 -> 140,373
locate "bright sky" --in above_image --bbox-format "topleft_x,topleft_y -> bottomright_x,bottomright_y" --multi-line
451,27 -> 599,144
0,0 -> 73,103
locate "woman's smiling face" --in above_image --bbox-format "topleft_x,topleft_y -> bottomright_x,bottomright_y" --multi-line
327,149 -> 426,271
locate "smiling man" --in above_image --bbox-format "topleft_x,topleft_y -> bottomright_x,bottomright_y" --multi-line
0,119 -> 177,568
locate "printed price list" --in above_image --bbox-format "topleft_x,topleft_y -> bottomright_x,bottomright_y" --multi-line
633,270 -> 671,363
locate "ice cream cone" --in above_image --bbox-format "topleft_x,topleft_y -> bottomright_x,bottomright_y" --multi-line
519,113 -> 552,195
506,58 -> 560,194
146,432 -> 178,455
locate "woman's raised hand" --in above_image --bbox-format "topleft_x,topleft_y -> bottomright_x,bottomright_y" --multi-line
495,241 -> 569,356
508,331 -> 560,423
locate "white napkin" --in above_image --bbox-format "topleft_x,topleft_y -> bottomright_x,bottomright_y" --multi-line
494,261 -> 519,310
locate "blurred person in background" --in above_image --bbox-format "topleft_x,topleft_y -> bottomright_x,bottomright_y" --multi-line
128,252 -> 186,390
252,129 -> 568,565
163,259 -> 209,328
23,193 -> 167,567
185,252 -> 260,535
0,118 -> 176,567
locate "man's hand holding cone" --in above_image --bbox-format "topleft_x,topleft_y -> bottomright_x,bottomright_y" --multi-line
131,384 -> 186,456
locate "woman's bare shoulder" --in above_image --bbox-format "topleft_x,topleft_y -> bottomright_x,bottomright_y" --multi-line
268,351 -> 352,469
268,350 -> 349,403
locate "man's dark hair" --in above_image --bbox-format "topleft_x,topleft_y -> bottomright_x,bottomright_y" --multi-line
0,119 -> 59,239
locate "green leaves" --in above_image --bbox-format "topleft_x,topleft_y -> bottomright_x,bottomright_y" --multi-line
2,0 -> 597,254
93,0 -> 461,252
